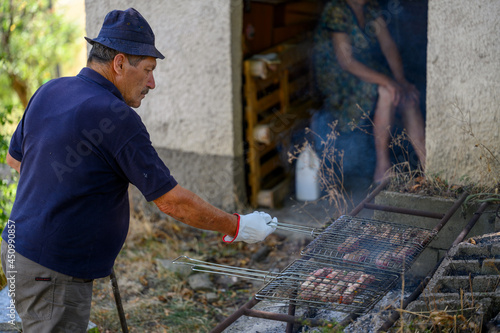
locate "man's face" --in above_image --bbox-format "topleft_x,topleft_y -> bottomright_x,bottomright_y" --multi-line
119,56 -> 157,108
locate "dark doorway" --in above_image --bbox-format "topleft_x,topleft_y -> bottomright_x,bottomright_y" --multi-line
379,0 -> 428,168
381,0 -> 428,118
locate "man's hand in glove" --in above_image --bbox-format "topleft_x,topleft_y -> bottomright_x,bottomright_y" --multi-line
223,211 -> 277,243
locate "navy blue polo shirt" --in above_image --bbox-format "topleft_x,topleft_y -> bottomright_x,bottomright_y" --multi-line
2,67 -> 177,279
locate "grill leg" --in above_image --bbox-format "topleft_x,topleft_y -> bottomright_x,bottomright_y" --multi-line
286,287 -> 298,333
110,268 -> 129,333
285,302 -> 296,333
210,297 -> 260,333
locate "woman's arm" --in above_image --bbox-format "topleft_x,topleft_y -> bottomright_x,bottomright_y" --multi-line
375,16 -> 406,83
332,31 -> 402,104
374,16 -> 420,103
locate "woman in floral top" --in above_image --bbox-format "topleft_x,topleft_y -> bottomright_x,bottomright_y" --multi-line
312,0 -> 426,183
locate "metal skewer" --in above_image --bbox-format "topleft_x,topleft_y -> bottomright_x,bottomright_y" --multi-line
270,221 -> 323,237
173,255 -> 279,282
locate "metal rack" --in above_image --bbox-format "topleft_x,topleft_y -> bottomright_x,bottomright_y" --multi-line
174,255 -> 399,315
254,259 -> 398,314
300,215 -> 437,273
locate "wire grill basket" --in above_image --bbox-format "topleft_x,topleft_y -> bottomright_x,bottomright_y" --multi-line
255,259 -> 399,314
300,215 -> 437,272
173,256 -> 399,314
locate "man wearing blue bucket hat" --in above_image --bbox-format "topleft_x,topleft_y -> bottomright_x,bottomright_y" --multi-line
1,8 -> 277,331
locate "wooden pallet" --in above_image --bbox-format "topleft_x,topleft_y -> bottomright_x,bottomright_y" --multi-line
244,37 -> 318,208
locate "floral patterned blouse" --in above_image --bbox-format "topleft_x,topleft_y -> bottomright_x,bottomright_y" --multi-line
313,0 -> 391,131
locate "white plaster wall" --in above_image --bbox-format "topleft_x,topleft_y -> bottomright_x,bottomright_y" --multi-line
85,0 -> 243,158
426,0 -> 500,185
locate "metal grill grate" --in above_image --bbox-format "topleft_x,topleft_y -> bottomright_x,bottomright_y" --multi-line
301,216 -> 437,272
255,259 -> 399,314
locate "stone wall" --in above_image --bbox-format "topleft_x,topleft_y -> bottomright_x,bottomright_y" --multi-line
85,0 -> 245,210
426,0 -> 500,186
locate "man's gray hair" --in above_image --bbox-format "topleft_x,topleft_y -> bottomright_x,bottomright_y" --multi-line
87,43 -> 146,67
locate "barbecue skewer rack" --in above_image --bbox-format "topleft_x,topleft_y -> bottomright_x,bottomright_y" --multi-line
173,214 -> 436,314
298,215 -> 437,273
174,180 -> 472,333
174,255 -> 400,314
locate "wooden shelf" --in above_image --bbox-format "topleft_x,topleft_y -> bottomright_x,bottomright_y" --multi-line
243,37 -> 319,207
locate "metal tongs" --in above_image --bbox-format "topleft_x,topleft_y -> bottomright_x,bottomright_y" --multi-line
172,255 -> 280,282
172,256 -> 320,285
268,220 -> 323,238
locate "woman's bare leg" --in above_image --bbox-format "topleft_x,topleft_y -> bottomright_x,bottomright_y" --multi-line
401,97 -> 426,169
373,85 -> 396,183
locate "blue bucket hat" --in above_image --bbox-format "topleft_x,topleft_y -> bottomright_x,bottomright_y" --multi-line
85,8 -> 164,59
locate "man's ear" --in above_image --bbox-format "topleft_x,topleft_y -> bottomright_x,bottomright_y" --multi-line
113,54 -> 127,75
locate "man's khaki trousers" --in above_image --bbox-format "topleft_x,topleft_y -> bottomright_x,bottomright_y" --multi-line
1,241 -> 93,332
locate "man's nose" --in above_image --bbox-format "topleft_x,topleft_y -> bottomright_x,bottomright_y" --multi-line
147,74 -> 156,89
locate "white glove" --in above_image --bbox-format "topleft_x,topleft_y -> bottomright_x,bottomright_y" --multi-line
223,211 -> 277,244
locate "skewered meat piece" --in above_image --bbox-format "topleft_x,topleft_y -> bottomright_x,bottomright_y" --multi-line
300,268 -> 342,302
378,224 -> 393,240
300,271 -> 322,300
332,271 -> 356,303
329,277 -> 348,302
402,228 -> 420,241
402,228 -> 431,246
348,273 -> 376,304
312,268 -> 325,277
338,272 -> 375,304
375,251 -> 393,269
300,268 -> 376,305
359,273 -> 375,286
341,282 -> 359,304
360,223 -> 378,238
325,270 -> 340,280
300,276 -> 316,290
338,271 -> 361,304
327,287 -> 343,303
322,270 -> 341,302
315,282 -> 332,302
312,267 -> 333,277
343,249 -> 370,263
413,231 -> 432,245
392,245 -> 416,264
344,271 -> 361,283
389,231 -> 404,245
300,268 -> 333,300
299,288 -> 313,300
352,271 -> 374,288
337,236 -> 360,253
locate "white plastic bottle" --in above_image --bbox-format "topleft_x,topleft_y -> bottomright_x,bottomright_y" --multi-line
295,144 -> 320,201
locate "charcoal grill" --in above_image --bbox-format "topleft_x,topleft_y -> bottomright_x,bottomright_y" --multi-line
175,180 -> 472,333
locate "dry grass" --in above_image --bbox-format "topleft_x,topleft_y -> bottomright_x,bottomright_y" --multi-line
391,289 -> 486,333
394,308 -> 483,332
288,121 -> 352,216
90,214 -> 223,332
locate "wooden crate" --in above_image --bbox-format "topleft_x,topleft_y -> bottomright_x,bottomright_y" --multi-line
244,37 -> 318,208
242,0 -> 322,57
